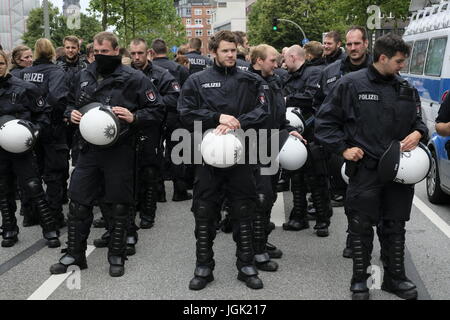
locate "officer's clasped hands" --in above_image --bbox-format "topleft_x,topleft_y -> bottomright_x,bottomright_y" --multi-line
343,147 -> 364,162
219,114 -> 240,129
112,106 -> 134,123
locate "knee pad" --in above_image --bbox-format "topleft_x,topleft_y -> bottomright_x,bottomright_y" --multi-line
349,214 -> 374,236
308,143 -> 329,176
230,200 -> 256,220
112,204 -> 130,218
193,201 -> 217,221
381,220 -> 406,236
69,201 -> 93,220
23,178 -> 45,198
256,194 -> 272,214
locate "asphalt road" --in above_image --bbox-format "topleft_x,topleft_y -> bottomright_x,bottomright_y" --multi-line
0,180 -> 449,301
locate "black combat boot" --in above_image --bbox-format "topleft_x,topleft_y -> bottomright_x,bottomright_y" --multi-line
283,173 -> 309,231
275,169 -> 290,192
1,196 -> 19,247
380,220 -> 417,300
349,215 -> 374,300
35,197 -> 61,248
50,203 -> 92,274
93,202 -> 112,248
156,179 -> 167,203
305,174 -> 332,238
126,206 -> 138,256
343,233 -> 353,258
108,204 -> 129,277
189,204 -> 216,290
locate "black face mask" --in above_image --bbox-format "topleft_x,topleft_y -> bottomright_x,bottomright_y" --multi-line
94,54 -> 122,75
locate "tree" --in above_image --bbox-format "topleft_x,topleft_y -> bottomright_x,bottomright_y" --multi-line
89,0 -> 186,48
22,3 -> 102,49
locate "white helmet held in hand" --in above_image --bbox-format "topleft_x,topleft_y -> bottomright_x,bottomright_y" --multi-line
0,116 -> 36,153
277,135 -> 308,170
286,107 -> 305,133
341,163 -> 349,184
201,130 -> 243,168
394,143 -> 432,184
79,104 -> 120,146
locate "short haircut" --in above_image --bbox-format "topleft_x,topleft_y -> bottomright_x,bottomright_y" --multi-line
304,41 -> 323,59
93,32 -> 119,50
119,47 -> 130,58
63,35 -> 80,48
287,45 -> 305,58
130,38 -> 148,50
177,44 -> 189,55
34,38 -> 56,61
208,30 -> 237,52
11,45 -> 31,66
233,31 -> 247,47
346,26 -> 368,42
324,31 -> 341,44
373,33 -> 411,62
250,44 -> 278,65
152,38 -> 168,54
174,54 -> 189,66
189,37 -> 202,51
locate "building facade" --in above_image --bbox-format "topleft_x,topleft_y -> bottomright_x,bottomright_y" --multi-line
211,0 -> 246,33
175,0 -> 214,55
0,0 -> 39,51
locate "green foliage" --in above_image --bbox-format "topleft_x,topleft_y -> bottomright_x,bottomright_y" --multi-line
89,0 -> 186,48
22,2 -> 102,49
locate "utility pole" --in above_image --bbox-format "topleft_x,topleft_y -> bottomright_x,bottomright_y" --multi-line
43,0 -> 50,39
277,18 -> 308,42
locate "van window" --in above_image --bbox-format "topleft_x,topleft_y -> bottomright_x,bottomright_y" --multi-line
425,37 -> 447,77
401,41 -> 414,72
410,39 -> 429,74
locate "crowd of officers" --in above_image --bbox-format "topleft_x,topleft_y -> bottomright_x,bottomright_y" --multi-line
0,25 -> 427,300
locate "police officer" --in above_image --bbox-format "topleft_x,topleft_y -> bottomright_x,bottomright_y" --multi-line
0,50 -> 61,248
185,37 -> 212,75
49,32 -> 164,277
56,36 -> 88,77
151,38 -> 189,86
314,26 -> 373,256
436,92 -> 450,136
9,45 -> 33,77
248,44 -> 301,271
322,31 -> 346,65
20,38 -> 70,229
315,34 -> 427,300
179,30 -> 269,290
282,43 -> 331,237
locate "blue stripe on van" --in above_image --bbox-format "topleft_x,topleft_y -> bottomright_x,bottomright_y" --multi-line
400,75 -> 450,103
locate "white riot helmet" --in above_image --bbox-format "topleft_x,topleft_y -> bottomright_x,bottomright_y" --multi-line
200,130 -> 243,168
0,116 -> 36,153
286,107 -> 305,133
378,141 -> 431,185
341,163 -> 349,184
394,143 -> 432,184
79,103 -> 120,146
277,134 -> 308,170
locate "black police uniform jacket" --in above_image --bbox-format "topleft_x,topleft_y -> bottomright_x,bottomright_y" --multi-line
0,73 -> 49,130
236,57 -> 250,72
19,59 -> 69,125
56,55 -> 88,87
178,62 -> 269,133
153,56 -> 189,87
64,62 -> 165,143
313,54 -> 372,112
283,57 -> 326,114
315,65 -> 428,160
324,48 -> 346,65
9,66 -> 25,78
184,51 -> 212,75
140,61 -> 180,114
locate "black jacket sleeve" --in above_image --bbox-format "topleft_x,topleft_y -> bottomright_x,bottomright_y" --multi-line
133,74 -> 165,128
157,71 -> 181,114
237,80 -> 270,130
286,67 -> 321,110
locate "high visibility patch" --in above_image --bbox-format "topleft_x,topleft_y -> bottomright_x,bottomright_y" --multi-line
146,90 -> 156,102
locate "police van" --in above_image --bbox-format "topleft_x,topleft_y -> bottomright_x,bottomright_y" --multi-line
400,0 -> 450,203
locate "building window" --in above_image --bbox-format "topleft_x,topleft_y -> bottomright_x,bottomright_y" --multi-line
207,30 -> 212,36
194,9 -> 202,15
186,18 -> 191,25
218,2 -> 227,7
194,18 -> 202,25
206,9 -> 212,15
186,30 -> 192,37
410,39 -> 428,75
195,30 -> 203,37
206,19 -> 211,25
425,37 -> 447,77
186,8 -> 191,15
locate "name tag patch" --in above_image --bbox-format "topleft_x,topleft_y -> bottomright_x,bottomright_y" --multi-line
201,82 -> 221,88
23,73 -> 44,83
326,76 -> 337,84
358,93 -> 379,101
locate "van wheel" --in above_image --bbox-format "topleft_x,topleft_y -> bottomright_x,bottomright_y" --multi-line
427,150 -> 450,204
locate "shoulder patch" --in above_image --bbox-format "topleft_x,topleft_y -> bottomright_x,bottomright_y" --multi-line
358,92 -> 380,101
172,82 -> 181,92
145,89 -> 156,102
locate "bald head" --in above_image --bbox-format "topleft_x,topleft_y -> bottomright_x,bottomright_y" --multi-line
285,45 -> 306,72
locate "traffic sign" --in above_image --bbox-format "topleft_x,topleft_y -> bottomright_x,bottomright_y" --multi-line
171,46 -> 178,53
302,38 -> 309,45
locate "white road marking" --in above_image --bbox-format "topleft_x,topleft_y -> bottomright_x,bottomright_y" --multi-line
271,192 -> 286,227
27,245 -> 96,300
413,196 -> 450,239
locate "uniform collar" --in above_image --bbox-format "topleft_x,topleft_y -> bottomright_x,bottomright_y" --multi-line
213,61 -> 237,75
153,57 -> 168,61
367,64 -> 397,84
33,58 -> 52,66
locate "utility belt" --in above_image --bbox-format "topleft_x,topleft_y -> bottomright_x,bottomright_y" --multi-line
345,156 -> 379,178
